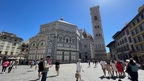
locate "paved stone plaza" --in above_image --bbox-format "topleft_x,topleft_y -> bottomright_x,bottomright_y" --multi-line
0,63 -> 143,81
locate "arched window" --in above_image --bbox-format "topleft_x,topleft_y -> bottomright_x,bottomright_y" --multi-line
41,42 -> 43,46
31,42 -> 36,47
71,37 -> 76,44
58,35 -> 63,42
64,36 -> 70,43
66,39 -> 69,43
39,41 -> 45,46
71,39 -> 75,43
59,37 -> 62,42
33,44 -> 35,47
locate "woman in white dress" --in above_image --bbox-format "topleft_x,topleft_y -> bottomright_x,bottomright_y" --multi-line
110,60 -> 118,77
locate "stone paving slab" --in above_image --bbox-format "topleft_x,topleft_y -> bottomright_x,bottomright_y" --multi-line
0,63 -> 143,81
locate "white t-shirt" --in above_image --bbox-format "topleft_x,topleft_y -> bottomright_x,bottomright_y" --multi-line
76,62 -> 82,72
100,61 -> 107,68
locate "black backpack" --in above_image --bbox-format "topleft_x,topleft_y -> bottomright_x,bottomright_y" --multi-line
38,61 -> 44,72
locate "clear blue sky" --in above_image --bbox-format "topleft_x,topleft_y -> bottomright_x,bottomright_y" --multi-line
0,0 -> 144,53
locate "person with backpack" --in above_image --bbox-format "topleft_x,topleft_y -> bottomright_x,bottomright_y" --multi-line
40,56 -> 52,81
127,58 -> 138,81
38,58 -> 44,80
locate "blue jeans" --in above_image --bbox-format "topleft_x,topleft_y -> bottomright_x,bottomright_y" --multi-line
41,72 -> 48,81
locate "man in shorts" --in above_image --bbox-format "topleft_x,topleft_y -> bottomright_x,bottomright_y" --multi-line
100,59 -> 107,77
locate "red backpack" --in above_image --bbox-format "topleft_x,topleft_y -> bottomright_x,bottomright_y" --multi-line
3,61 -> 9,67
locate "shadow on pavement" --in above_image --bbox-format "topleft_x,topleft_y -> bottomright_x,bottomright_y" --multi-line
0,73 -> 3,74
47,75 -> 57,78
29,79 -> 38,81
99,76 -> 111,79
21,73 -> 26,75
99,76 -> 105,79
111,76 -> 117,80
29,78 -> 40,81
27,70 -> 34,72
118,76 -> 125,79
99,76 -> 124,80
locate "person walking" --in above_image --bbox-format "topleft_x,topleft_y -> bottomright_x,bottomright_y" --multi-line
116,60 -> 123,77
14,60 -> 18,69
35,60 -> 40,71
1,59 -> 9,74
55,60 -> 60,76
121,61 -> 126,77
100,60 -> 107,77
38,58 -> 44,80
110,60 -> 118,77
75,59 -> 84,81
127,58 -> 138,81
41,56 -> 52,81
125,60 -> 131,79
106,61 -> 112,77
92,60 -> 95,65
94,60 -> 98,68
88,60 -> 91,67
30,60 -> 35,68
8,61 -> 15,73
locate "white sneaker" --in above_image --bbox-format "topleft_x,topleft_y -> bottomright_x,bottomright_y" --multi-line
104,75 -> 106,77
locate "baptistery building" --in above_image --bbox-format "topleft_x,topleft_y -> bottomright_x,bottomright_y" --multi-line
28,18 -> 81,63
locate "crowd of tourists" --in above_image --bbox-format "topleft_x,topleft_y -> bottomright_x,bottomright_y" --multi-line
0,56 -> 141,81
26,57 -> 141,81
99,58 -> 139,81
74,58 -> 140,81
0,56 -> 60,81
